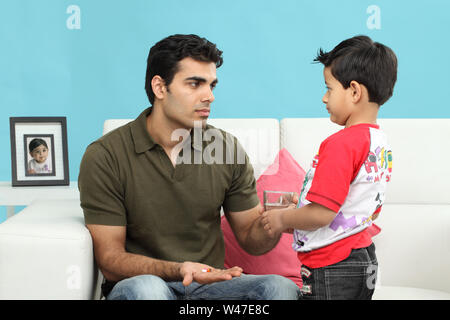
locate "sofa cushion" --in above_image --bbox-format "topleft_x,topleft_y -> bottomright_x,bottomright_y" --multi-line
376,119 -> 450,204
280,118 -> 450,204
206,118 -> 280,179
373,204 -> 450,293
221,148 -> 306,288
373,286 -> 450,300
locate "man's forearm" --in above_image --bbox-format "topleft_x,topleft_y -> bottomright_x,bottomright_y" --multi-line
99,250 -> 182,283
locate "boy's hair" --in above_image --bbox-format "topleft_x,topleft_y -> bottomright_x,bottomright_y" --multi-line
29,138 -> 48,153
314,35 -> 397,106
145,34 -> 223,105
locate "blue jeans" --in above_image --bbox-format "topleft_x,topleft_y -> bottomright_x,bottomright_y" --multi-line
299,243 -> 378,300
106,274 -> 300,300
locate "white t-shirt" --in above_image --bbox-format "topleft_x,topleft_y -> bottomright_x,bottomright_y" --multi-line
28,158 -> 52,174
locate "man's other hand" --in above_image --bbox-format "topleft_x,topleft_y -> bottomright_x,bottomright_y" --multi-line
180,262 -> 243,286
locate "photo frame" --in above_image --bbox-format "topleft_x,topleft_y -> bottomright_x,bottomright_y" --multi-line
10,117 -> 69,186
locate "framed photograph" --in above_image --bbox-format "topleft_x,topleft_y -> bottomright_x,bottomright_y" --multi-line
10,117 -> 69,186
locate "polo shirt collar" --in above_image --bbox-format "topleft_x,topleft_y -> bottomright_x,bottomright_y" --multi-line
130,107 -> 203,154
130,107 -> 156,154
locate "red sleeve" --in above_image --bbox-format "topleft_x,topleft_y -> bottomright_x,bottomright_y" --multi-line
306,129 -> 371,213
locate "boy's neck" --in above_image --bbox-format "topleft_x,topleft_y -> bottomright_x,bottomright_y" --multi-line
345,101 -> 379,128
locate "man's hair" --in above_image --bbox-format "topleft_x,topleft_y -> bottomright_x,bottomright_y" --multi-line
314,35 -> 397,106
145,34 -> 223,105
29,138 -> 48,153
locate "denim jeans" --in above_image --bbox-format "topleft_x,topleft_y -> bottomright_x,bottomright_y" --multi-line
299,243 -> 378,300
106,273 -> 301,300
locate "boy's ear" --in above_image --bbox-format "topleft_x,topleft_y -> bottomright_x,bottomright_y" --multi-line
151,75 -> 167,100
349,80 -> 362,103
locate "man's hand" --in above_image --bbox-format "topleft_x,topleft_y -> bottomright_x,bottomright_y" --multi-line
180,262 -> 243,286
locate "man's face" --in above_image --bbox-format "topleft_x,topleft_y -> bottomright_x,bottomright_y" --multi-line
161,57 -> 218,129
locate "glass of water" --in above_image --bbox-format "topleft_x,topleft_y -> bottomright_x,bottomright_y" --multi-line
263,191 -> 295,211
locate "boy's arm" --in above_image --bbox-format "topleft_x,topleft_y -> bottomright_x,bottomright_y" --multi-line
262,202 -> 336,238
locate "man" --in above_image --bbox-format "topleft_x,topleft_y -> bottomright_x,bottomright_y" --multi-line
78,34 -> 300,300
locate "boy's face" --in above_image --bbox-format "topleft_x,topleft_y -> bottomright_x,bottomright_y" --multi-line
322,67 -> 354,126
30,144 -> 48,163
160,57 -> 218,129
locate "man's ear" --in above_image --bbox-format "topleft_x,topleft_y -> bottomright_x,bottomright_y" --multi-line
349,80 -> 362,104
151,75 -> 167,100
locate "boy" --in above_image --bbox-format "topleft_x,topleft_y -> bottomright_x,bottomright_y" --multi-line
262,35 -> 397,300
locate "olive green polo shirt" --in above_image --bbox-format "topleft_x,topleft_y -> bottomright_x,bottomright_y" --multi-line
78,107 -> 259,268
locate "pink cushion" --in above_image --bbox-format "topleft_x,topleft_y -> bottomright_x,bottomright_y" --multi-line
221,148 -> 306,288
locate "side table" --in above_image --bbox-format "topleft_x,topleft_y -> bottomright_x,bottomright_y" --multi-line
0,181 -> 79,219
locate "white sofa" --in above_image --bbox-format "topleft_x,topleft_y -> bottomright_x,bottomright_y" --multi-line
1,118 -> 449,300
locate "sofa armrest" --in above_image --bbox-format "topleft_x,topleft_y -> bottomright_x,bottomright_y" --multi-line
0,199 -> 101,299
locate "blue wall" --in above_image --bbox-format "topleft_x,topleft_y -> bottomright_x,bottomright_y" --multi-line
1,0 -> 449,185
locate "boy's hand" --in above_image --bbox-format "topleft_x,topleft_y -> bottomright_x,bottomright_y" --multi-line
291,192 -> 299,207
180,262 -> 243,286
279,192 -> 299,209
261,192 -> 298,235
261,209 -> 285,238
